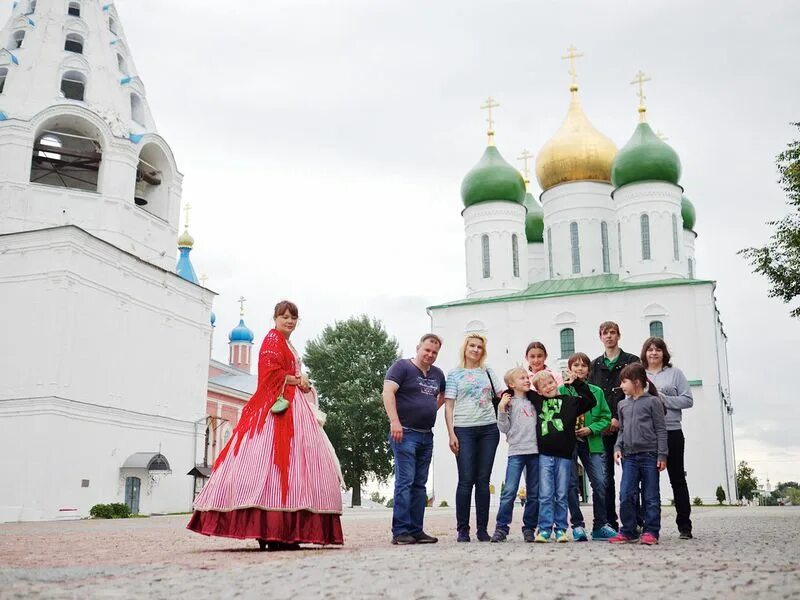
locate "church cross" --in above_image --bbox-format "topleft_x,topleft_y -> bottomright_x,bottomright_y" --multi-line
517,149 -> 534,184
561,44 -> 584,88
237,296 -> 247,316
631,69 -> 651,120
182,202 -> 192,231
480,96 -> 500,143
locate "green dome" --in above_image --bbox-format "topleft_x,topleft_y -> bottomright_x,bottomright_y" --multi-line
461,145 -> 526,208
523,192 -> 544,243
681,195 -> 696,230
611,122 -> 681,189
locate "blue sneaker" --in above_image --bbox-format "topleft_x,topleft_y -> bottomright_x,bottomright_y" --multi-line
555,529 -> 569,543
572,526 -> 588,542
591,525 -> 618,540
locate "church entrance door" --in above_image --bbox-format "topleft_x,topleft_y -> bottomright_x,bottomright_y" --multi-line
125,476 -> 141,514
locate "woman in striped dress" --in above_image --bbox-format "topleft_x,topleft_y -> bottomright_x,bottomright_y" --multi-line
188,300 -> 343,550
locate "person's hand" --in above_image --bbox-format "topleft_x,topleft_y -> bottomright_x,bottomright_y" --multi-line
576,427 -> 592,438
298,375 -> 311,392
562,371 -> 575,386
390,420 -> 403,443
608,417 -> 619,433
449,434 -> 459,455
614,450 -> 622,465
657,459 -> 667,472
498,392 -> 512,413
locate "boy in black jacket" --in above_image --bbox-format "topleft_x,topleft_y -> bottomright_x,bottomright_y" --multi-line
527,371 -> 596,542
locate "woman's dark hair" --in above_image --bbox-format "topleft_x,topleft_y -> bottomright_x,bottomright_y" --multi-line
273,300 -> 299,319
619,363 -> 658,396
640,336 -> 672,368
525,341 -> 548,357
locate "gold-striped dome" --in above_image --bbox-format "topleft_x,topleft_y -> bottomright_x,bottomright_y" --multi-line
535,86 -> 617,192
177,228 -> 195,248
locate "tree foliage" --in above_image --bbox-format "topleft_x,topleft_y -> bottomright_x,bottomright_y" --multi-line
303,315 -> 399,506
740,122 -> 800,317
736,461 -> 759,501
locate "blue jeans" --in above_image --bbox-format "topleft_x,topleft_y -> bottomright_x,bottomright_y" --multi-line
390,429 -> 433,537
619,452 -> 661,538
495,454 -> 539,533
537,454 -> 571,532
568,443 -> 608,530
454,424 -> 500,533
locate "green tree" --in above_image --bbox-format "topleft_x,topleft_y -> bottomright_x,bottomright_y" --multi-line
716,485 -> 726,505
775,481 -> 800,495
785,487 -> 800,505
304,315 -> 399,507
736,461 -> 759,501
740,123 -> 800,317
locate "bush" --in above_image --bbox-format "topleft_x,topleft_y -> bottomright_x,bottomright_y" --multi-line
370,491 -> 386,505
439,501 -> 449,507
386,498 -> 394,508
90,503 -> 132,519
693,496 -> 703,506
716,485 -> 726,505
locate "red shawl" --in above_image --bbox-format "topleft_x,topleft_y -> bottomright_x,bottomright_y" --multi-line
214,328 -> 296,502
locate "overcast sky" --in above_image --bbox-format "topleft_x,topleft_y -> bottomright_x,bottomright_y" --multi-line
8,0 -> 799,485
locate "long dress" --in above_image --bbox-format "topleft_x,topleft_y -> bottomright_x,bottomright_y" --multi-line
187,328 -> 343,545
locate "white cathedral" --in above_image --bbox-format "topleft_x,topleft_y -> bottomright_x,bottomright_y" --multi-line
428,66 -> 737,504
0,1 -> 212,521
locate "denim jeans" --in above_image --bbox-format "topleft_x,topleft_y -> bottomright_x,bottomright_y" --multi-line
619,452 -> 661,538
390,429 -> 433,537
495,454 -> 539,533
537,454 -> 572,532
454,423 -> 500,534
567,443 -> 608,531
602,434 -> 619,530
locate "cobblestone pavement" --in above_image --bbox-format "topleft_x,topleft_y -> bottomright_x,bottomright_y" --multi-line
1,506 -> 798,599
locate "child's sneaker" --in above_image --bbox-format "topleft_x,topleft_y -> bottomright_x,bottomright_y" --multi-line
640,532 -> 659,545
490,529 -> 507,543
572,526 -> 588,542
555,529 -> 569,543
522,529 -> 536,543
591,525 -> 617,540
534,531 -> 551,543
608,532 -> 638,544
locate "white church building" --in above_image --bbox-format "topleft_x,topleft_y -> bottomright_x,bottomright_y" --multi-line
428,69 -> 737,506
0,0 -> 213,521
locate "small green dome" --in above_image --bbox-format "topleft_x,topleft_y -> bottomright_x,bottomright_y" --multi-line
611,122 -> 681,189
461,146 -> 526,208
523,192 -> 544,243
681,195 -> 696,230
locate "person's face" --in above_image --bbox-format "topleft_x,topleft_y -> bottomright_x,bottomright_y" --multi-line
527,348 -> 547,372
417,339 -> 441,367
646,344 -> 664,366
535,373 -> 558,397
620,378 -> 636,396
570,360 -> 589,380
274,310 -> 298,335
512,372 -> 531,393
464,338 -> 485,364
600,328 -> 620,350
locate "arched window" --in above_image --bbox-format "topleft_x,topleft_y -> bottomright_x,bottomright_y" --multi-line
481,234 -> 490,279
688,258 -> 694,279
109,16 -> 118,35
64,33 -> 84,54
601,221 -> 610,273
649,320 -> 664,339
68,1 -> 80,17
512,233 -> 520,278
31,119 -> 102,192
60,70 -> 86,101
560,328 -> 575,359
117,53 -> 128,76
672,213 -> 680,261
0,67 -> 7,94
135,142 -> 172,219
547,226 -> 554,278
617,221 -> 623,267
9,30 -> 25,50
640,213 -> 651,260
570,221 -> 580,274
130,93 -> 145,125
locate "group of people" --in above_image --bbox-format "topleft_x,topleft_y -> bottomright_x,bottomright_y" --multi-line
382,321 -> 694,546
185,301 -> 692,550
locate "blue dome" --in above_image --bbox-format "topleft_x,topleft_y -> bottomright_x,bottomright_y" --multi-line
176,247 -> 198,284
229,318 -> 254,343
210,311 -> 216,327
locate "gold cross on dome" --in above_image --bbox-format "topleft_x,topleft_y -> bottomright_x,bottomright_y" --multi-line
480,96 -> 500,144
237,296 -> 247,316
561,44 -> 584,88
631,69 -> 652,119
182,202 -> 192,231
517,149 -> 534,184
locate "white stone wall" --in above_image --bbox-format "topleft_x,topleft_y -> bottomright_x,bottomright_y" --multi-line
527,242 -> 546,283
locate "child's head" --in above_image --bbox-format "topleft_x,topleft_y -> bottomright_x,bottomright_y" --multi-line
531,370 -> 558,397
504,367 -> 530,393
598,321 -> 621,350
567,352 -> 591,380
619,363 -> 657,397
525,341 -> 548,372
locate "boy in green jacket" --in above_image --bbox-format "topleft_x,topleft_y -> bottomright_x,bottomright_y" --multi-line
559,352 -> 617,541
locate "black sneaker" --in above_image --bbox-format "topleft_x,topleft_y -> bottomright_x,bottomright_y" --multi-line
523,529 -> 536,543
490,530 -> 508,543
413,531 -> 438,544
457,530 -> 470,542
679,530 -> 693,540
476,530 -> 491,542
391,534 -> 417,545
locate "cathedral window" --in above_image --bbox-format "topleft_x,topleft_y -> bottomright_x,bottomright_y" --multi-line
649,320 -> 664,339
117,53 -> 129,76
481,234 -> 490,279
601,221 -> 610,273
64,33 -> 84,54
68,2 -> 80,17
0,68 -> 7,94
640,213 -> 651,260
570,221 -> 581,274
109,16 -> 118,35
672,213 -> 680,261
60,70 -> 86,101
30,118 -> 102,192
617,221 -> 623,267
131,93 -> 145,126
512,233 -> 520,278
547,227 -> 554,278
688,258 -> 694,279
560,328 -> 575,359
9,30 -> 25,50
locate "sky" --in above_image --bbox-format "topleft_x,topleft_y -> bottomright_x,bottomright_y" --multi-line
6,0 -> 798,486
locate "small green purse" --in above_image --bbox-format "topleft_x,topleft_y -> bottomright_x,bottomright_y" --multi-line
270,377 -> 290,414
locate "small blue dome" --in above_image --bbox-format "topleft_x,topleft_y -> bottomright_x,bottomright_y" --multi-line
210,311 -> 216,327
229,318 -> 254,343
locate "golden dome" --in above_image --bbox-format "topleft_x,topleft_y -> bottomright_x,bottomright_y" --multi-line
177,228 -> 195,248
535,86 -> 618,192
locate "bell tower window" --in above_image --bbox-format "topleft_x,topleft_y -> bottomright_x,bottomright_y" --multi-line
60,70 -> 86,101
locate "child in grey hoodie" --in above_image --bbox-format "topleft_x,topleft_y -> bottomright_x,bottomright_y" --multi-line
490,367 -> 539,543
610,363 -> 667,545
